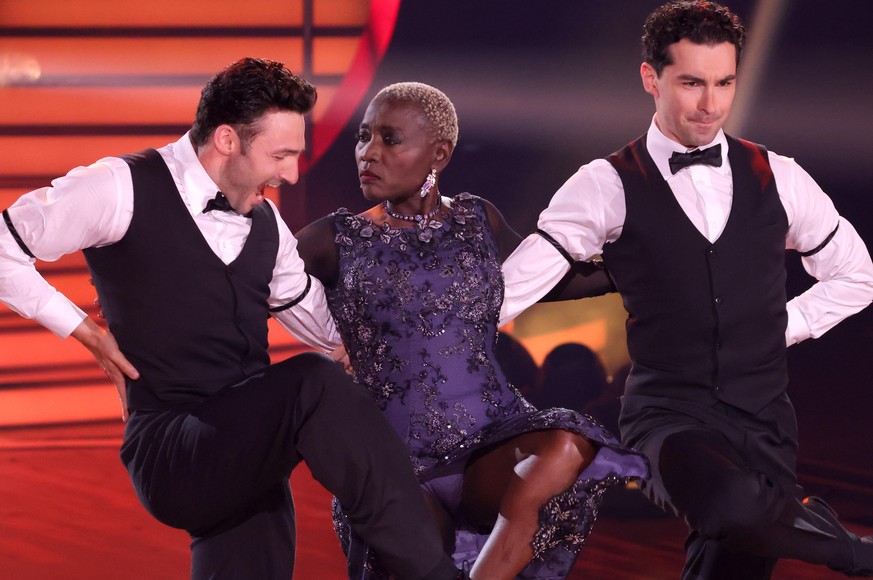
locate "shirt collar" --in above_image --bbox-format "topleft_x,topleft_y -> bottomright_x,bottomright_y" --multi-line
645,115 -> 729,181
168,132 -> 222,215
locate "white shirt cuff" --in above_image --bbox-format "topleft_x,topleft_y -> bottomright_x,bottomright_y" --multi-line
39,292 -> 89,338
785,300 -> 809,347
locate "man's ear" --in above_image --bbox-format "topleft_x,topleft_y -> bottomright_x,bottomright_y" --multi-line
640,62 -> 659,97
212,124 -> 237,156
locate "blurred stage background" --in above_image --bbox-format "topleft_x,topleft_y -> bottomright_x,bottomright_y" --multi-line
1,0 -> 872,578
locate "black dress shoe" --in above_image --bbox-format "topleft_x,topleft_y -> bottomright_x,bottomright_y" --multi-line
804,496 -> 873,577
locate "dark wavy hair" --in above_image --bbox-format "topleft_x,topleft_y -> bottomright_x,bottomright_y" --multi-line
642,1 -> 746,76
189,57 -> 317,151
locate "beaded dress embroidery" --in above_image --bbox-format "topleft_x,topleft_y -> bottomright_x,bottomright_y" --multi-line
326,193 -> 648,577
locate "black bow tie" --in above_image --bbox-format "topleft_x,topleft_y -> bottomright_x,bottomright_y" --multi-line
668,144 -> 722,174
203,192 -> 234,214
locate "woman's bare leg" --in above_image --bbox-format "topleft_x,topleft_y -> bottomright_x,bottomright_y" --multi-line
461,430 -> 597,580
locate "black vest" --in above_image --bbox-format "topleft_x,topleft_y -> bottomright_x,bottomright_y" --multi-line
83,149 -> 279,410
603,135 -> 788,414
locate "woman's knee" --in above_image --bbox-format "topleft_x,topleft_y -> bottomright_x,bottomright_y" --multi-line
503,431 -> 596,499
535,430 -> 596,474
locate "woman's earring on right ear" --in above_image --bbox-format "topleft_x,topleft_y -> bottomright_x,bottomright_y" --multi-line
420,168 -> 437,198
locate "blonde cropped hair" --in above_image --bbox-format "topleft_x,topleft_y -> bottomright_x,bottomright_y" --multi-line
374,82 -> 459,147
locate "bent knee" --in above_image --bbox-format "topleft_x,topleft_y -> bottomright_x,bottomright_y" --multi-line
277,351 -> 349,386
527,430 -> 596,483
283,351 -> 342,377
544,430 -> 596,464
268,351 -> 362,406
692,473 -> 780,538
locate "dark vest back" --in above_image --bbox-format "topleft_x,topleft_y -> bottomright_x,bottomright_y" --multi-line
603,135 -> 788,414
83,148 -> 279,410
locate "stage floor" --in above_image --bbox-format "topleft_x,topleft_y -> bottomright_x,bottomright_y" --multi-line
1,421 -> 867,579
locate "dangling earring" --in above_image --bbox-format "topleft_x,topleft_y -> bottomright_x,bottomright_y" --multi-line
420,168 -> 437,198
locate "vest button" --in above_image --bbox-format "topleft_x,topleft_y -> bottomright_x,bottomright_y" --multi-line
227,266 -> 235,275
714,296 -> 723,305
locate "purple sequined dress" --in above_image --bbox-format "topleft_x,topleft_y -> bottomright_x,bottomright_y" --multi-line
326,193 -> 648,578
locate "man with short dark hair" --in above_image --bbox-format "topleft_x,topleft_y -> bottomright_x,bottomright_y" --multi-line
501,3 -> 873,578
0,57 -> 461,580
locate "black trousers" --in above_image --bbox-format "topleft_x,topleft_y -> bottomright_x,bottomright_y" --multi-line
120,352 -> 457,580
621,393 -> 856,580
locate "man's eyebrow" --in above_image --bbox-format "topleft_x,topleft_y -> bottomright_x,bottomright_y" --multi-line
676,73 -> 737,83
271,146 -> 305,155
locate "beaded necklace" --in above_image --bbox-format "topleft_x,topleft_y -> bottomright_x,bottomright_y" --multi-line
382,199 -> 442,226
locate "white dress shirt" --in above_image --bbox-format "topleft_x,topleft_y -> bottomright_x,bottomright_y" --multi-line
501,118 -> 873,346
0,133 -> 340,350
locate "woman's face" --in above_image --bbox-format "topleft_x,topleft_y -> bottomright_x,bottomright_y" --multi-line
355,97 -> 440,207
